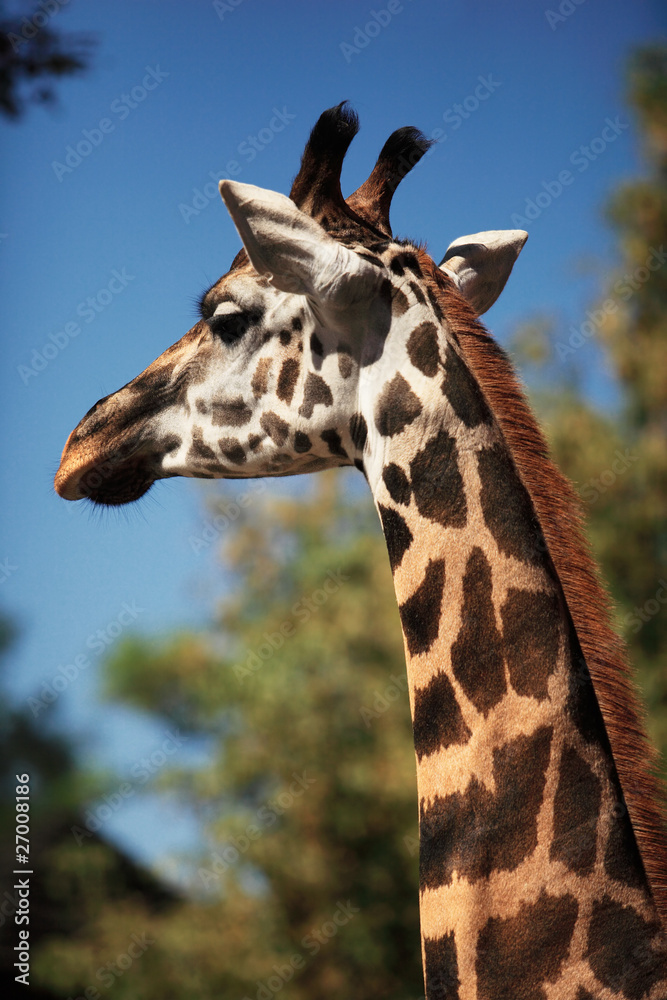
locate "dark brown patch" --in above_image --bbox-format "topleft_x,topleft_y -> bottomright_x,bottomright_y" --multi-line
163,435 -> 181,453
195,398 -> 207,414
476,890 -> 578,1000
279,329 -> 291,346
310,332 -> 324,356
451,547 -> 506,716
398,558 -> 445,656
550,745 -> 601,875
248,434 -> 262,451
382,463 -> 411,506
391,287 -> 409,316
298,372 -> 333,418
604,809 -> 648,890
338,347 -> 354,379
211,397 -> 253,427
501,589 -> 561,700
401,252 -> 422,277
420,726 -> 553,889
390,256 -> 405,276
575,991 -> 595,1000
187,427 -> 217,464
423,933 -> 460,1000
260,412 -> 289,446
349,413 -> 368,452
408,279 -> 426,304
378,504 -> 413,572
407,321 -> 440,378
277,358 -> 300,405
413,672 -> 471,761
374,373 -> 422,437
477,445 -> 545,563
441,346 -> 491,428
218,437 -> 246,464
586,896 -> 667,998
321,428 -> 347,458
409,430 -> 467,528
291,316 -> 302,331
251,357 -> 272,397
294,431 -> 311,453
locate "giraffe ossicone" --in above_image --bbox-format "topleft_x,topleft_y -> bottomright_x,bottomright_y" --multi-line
55,103 -> 667,998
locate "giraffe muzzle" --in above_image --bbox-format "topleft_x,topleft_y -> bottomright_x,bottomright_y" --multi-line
55,431 -> 157,505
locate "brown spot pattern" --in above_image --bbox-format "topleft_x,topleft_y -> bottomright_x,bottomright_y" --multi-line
476,890 -> 578,1000
294,431 -> 311,454
586,896 -> 667,998
378,504 -> 413,572
501,589 -> 561,700
321,428 -> 347,458
409,430 -> 467,528
349,413 -> 368,453
423,933 -> 460,1000
604,809 -> 647,890
374,372 -> 422,437
299,372 -> 333,418
477,445 -> 545,563
550,745 -> 601,876
211,397 -> 253,427
398,558 -> 445,656
420,726 -> 553,889
382,463 -> 411,506
407,321 -> 440,377
413,671 -> 471,762
391,287 -> 409,315
251,357 -> 272,397
218,437 -> 246,464
277,358 -> 300,405
451,548 -> 506,716
441,346 -> 491,428
260,412 -> 289,446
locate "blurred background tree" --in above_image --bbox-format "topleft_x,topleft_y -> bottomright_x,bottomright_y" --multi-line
4,40 -> 664,1000
29,482 -> 424,999
0,0 -> 93,120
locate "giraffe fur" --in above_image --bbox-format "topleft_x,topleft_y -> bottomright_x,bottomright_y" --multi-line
55,103 -> 667,999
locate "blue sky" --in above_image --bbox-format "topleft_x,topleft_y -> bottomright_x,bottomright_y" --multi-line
2,0 -> 665,874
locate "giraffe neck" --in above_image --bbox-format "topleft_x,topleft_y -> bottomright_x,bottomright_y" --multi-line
361,271 -> 667,998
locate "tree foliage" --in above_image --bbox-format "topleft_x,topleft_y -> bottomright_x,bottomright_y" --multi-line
0,1 -> 93,120
17,43 -> 667,1000
31,479 -> 424,999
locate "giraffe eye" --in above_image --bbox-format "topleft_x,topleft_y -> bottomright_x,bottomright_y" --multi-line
208,310 -> 252,344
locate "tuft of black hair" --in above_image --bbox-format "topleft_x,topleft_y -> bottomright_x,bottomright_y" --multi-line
376,126 -> 434,193
305,101 -> 360,156
290,102 -> 360,209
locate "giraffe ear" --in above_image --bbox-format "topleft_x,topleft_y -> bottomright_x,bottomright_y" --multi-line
438,230 -> 528,316
219,180 -> 379,302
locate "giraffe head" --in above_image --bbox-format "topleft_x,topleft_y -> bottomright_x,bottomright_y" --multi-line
54,104 -> 527,505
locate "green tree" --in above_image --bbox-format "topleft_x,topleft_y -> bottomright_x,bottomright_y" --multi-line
33,479 -> 424,999
0,1 -> 93,120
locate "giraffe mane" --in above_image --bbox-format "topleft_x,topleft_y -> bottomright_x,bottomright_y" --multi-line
417,250 -> 667,923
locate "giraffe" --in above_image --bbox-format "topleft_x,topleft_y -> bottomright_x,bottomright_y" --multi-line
55,104 -> 667,999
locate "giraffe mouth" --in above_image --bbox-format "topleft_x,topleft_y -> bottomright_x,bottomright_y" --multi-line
55,432 -> 158,505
